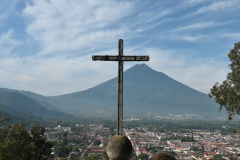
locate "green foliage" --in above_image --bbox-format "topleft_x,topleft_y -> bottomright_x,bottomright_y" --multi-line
0,104 -> 41,121
213,155 -> 222,160
54,146 -> 69,158
191,146 -> 199,151
30,123 -> 53,159
209,42 -> 240,120
0,111 -> 9,128
0,122 -> 31,160
151,149 -> 157,153
138,153 -> 149,160
84,155 -> 99,160
80,143 -> 84,147
73,146 -> 79,152
84,151 -> 88,157
63,139 -> 68,146
65,145 -> 73,152
102,150 -> 109,160
93,139 -> 101,146
148,126 -> 153,132
138,128 -> 145,132
82,136 -> 89,143
63,131 -> 68,138
0,122 -> 52,160
201,144 -> 205,154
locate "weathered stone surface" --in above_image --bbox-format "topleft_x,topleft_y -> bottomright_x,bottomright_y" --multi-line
106,135 -> 132,160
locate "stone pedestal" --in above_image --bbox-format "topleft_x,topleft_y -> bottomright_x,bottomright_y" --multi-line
106,135 -> 132,160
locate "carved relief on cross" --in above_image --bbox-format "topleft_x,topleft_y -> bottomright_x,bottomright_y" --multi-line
92,39 -> 150,135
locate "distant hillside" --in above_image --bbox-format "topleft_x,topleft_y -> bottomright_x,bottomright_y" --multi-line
0,89 -> 60,111
0,64 -> 225,118
19,91 -> 60,111
0,104 -> 41,122
0,92 -> 74,119
44,64 -> 224,117
0,88 -> 15,93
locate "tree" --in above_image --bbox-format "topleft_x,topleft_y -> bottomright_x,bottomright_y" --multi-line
30,123 -> 53,159
65,145 -> 73,152
86,155 -> 99,160
0,122 -> 52,160
0,111 -> 9,128
84,151 -> 88,157
63,138 -> 68,146
138,153 -> 148,160
93,139 -> 101,146
72,146 -> 79,152
151,149 -> 157,153
54,146 -> 69,158
0,111 -> 9,159
0,122 -> 31,159
209,42 -> 240,120
63,131 -> 68,139
201,144 -> 205,154
213,155 -> 222,160
102,150 -> 109,160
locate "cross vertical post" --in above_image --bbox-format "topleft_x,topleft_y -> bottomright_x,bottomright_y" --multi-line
92,39 -> 150,137
118,39 -> 123,135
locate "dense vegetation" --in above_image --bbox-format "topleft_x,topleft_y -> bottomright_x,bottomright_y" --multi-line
0,112 -> 52,160
0,92 -> 73,121
210,42 -> 240,121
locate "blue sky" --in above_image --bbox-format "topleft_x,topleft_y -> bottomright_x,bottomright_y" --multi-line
0,0 -> 239,96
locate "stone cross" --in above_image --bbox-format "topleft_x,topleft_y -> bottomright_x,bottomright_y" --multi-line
92,39 -> 150,135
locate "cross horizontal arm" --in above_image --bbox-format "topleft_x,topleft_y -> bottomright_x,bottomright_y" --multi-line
92,55 -> 150,61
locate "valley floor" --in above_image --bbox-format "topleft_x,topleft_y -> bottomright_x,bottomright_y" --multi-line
40,121 -> 240,160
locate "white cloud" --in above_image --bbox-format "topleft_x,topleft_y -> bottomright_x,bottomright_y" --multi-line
193,1 -> 239,15
171,21 -> 225,32
0,1 -> 18,22
0,53 -> 119,96
220,33 -> 240,39
0,30 -> 22,55
184,0 -> 208,5
147,9 -> 172,22
158,33 -> 207,42
0,47 -> 229,96
23,0 -> 134,56
180,34 -> 205,42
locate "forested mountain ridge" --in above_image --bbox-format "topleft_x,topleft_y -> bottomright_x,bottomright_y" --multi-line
0,92 -> 73,120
